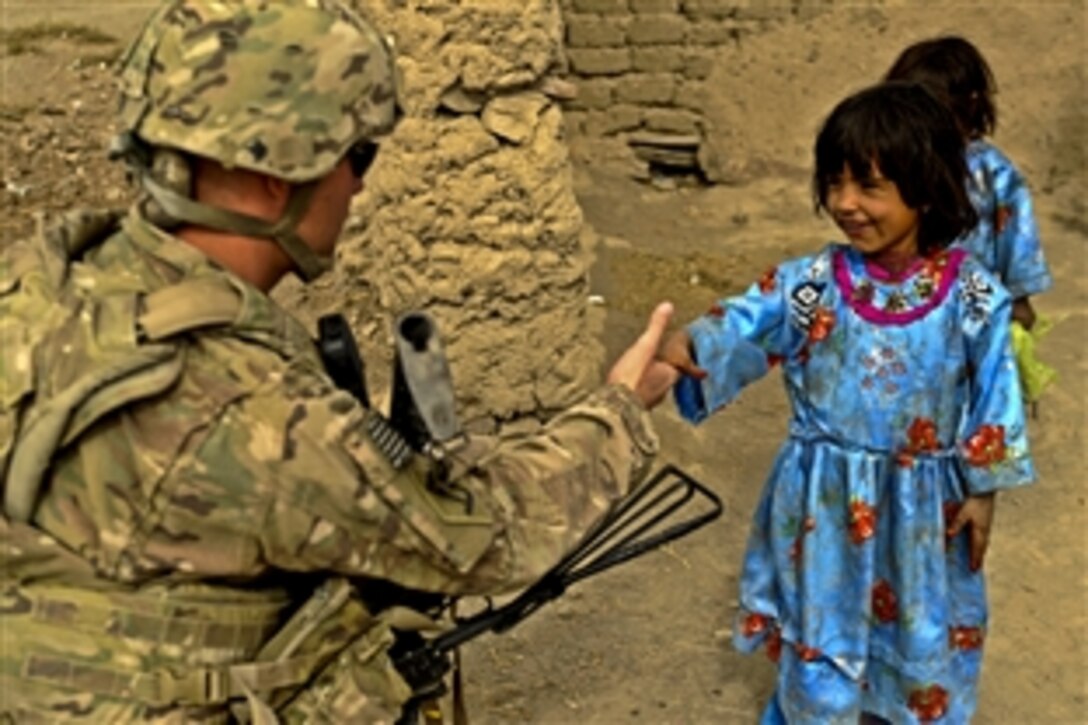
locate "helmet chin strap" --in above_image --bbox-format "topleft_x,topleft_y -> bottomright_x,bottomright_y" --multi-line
137,164 -> 333,283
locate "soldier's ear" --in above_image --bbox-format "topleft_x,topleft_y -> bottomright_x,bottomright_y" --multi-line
262,175 -> 292,215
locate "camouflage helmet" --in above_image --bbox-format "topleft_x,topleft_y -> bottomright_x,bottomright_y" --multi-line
117,0 -> 397,183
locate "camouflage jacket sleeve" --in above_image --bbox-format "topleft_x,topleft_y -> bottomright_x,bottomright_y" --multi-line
158,362 -> 659,596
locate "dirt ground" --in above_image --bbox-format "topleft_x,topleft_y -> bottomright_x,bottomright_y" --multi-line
1,3 -> 1085,724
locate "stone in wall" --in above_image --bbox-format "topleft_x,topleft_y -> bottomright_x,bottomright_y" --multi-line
276,0 -> 601,430
559,0 -> 834,180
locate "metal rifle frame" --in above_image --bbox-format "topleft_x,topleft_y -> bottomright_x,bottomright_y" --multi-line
392,464 -> 723,693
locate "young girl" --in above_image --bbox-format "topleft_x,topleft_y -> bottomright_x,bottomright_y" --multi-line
663,83 -> 1035,723
885,36 -> 1055,403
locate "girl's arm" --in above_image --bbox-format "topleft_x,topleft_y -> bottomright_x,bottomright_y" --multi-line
951,264 -> 1036,569
957,264 -> 1036,495
672,263 -> 792,423
988,148 -> 1053,300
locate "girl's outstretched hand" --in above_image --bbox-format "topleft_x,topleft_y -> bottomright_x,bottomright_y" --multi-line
947,492 -> 997,572
659,328 -> 708,380
606,302 -> 681,409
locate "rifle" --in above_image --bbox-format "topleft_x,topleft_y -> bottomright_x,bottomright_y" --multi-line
317,312 -> 723,711
390,464 -> 721,703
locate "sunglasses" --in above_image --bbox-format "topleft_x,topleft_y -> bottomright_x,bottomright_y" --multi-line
347,141 -> 379,177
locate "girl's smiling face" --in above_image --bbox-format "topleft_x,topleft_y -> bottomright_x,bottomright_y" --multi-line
827,162 -> 921,271
813,83 -> 978,258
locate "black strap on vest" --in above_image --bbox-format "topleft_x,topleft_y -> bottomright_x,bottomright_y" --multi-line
317,314 -> 372,408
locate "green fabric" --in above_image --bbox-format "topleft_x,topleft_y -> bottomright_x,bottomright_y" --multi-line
1010,318 -> 1057,402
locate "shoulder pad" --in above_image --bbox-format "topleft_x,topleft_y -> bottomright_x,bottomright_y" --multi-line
137,277 -> 244,342
34,209 -> 124,288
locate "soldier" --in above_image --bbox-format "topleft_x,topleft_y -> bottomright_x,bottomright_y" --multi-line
0,0 -> 678,722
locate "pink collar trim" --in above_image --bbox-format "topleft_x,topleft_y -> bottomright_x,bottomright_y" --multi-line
834,247 -> 966,326
863,256 -> 926,282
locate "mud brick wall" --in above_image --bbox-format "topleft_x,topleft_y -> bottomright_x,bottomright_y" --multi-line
558,0 -> 828,179
276,0 -> 601,432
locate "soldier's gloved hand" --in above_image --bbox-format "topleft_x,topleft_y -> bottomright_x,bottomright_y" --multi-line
606,302 -> 679,409
659,328 -> 707,381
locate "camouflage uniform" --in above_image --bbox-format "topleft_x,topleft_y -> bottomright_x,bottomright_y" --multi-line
0,1 -> 659,722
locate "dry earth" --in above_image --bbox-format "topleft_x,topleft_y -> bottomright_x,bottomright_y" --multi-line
1,2 -> 1085,724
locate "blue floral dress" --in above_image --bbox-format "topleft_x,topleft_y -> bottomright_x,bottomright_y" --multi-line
675,244 -> 1035,724
959,139 -> 1052,299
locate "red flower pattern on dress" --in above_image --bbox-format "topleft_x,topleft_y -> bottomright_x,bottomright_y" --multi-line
964,424 -> 1007,467
789,516 -> 817,565
794,642 -> 821,662
897,417 -> 939,468
741,612 -> 769,638
949,626 -> 985,650
707,302 -> 726,318
848,500 -> 877,545
758,267 -> 778,294
995,205 -> 1012,234
908,418 -> 939,451
908,684 -> 950,722
871,579 -> 899,623
920,251 -> 952,288
808,307 -> 835,343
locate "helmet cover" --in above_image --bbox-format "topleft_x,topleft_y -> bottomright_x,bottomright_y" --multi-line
118,0 -> 397,183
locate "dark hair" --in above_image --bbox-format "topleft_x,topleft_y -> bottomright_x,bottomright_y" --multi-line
884,36 -> 997,138
813,81 -> 978,254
